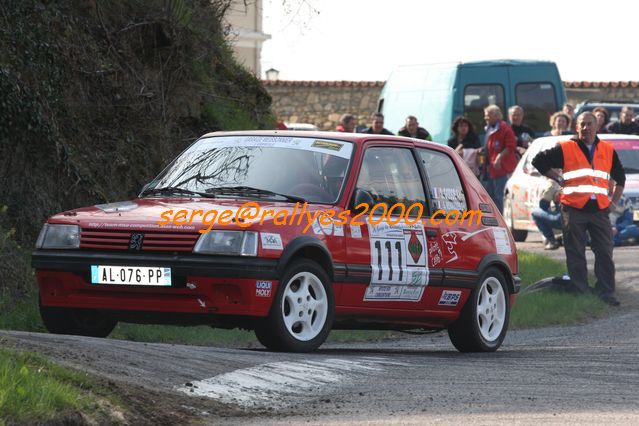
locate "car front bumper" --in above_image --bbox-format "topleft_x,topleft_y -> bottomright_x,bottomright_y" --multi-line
32,250 -> 279,317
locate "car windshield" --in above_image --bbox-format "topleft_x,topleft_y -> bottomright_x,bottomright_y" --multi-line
612,140 -> 639,174
145,135 -> 353,203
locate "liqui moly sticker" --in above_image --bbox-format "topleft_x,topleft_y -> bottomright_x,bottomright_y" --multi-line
256,281 -> 272,297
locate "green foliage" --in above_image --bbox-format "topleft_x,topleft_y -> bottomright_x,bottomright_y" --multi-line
0,348 -> 112,424
0,0 -> 274,297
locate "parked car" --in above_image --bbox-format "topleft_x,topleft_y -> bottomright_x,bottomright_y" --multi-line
573,101 -> 639,124
379,59 -> 566,142
504,134 -> 639,241
33,131 -> 520,353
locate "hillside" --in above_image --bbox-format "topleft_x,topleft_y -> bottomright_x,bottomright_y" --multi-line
0,0 -> 274,298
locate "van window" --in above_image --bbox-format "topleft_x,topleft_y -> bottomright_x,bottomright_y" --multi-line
515,83 -> 557,133
463,84 -> 505,137
417,149 -> 468,213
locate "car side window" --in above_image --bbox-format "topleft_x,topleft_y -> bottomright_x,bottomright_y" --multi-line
417,149 -> 468,213
356,147 -> 426,212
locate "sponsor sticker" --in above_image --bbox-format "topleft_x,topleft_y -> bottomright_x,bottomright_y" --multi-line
256,280 -> 272,297
438,290 -> 461,306
311,140 -> 343,151
350,225 -> 362,238
260,233 -> 283,250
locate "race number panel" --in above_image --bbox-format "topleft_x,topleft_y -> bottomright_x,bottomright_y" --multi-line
365,221 -> 429,301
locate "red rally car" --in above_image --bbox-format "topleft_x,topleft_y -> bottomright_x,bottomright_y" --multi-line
32,131 -> 520,352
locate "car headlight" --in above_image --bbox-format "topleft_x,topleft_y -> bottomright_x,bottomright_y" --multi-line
35,224 -> 81,249
193,231 -> 258,256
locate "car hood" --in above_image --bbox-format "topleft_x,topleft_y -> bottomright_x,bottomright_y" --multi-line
48,198 -> 331,232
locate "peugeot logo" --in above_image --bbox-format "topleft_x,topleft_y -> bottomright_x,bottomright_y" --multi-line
129,232 -> 144,251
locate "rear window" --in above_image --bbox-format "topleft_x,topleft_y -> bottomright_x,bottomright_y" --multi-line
463,84 -> 505,137
515,83 -> 558,134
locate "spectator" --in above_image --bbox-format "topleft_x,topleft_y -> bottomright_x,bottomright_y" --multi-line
563,103 -> 576,131
361,113 -> 393,135
562,102 -> 575,119
532,112 -> 626,306
592,106 -> 610,134
532,177 -> 562,250
606,106 -> 639,135
447,116 -> 482,177
483,105 -> 517,213
609,197 -> 639,246
508,105 -> 535,156
397,115 -> 432,140
544,112 -> 574,136
336,114 -> 356,133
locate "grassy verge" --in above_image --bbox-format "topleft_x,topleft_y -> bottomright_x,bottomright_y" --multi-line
0,347 -> 120,425
510,250 -> 608,328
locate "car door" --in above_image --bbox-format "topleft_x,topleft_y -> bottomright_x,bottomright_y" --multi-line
341,145 -> 433,309
416,148 -> 492,276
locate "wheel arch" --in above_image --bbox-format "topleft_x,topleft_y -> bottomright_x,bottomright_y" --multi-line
277,236 -> 334,281
477,254 -> 517,295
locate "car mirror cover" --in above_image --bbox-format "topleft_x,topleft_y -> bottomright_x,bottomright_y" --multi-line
350,188 -> 375,213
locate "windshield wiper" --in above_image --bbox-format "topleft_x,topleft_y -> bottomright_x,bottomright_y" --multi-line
140,186 -> 216,198
623,167 -> 639,174
207,186 -> 306,203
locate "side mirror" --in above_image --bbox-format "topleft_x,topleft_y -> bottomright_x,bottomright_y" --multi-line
350,188 -> 375,213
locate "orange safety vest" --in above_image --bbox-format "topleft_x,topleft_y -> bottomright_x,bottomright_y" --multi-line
559,139 -> 613,209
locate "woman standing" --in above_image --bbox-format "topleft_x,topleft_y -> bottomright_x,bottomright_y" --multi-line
544,112 -> 574,136
448,116 -> 482,177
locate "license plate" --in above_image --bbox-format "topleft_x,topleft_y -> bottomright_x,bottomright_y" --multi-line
634,210 -> 639,221
91,265 -> 171,286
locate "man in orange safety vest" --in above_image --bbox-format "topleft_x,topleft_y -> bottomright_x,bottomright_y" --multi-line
532,112 -> 625,306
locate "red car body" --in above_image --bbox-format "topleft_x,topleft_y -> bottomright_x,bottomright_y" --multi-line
33,131 -> 519,352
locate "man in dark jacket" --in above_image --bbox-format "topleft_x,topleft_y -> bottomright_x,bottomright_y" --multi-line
397,116 -> 432,140
606,106 -> 639,135
362,113 -> 393,135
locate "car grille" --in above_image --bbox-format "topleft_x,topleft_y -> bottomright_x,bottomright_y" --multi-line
80,229 -> 199,252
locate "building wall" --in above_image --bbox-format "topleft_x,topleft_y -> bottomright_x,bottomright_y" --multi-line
225,0 -> 270,76
264,80 -> 639,131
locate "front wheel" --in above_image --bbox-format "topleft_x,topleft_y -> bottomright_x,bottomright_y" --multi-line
255,259 -> 334,352
40,299 -> 117,338
448,267 -> 510,352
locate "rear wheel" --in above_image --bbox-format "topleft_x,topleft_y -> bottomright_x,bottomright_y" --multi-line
504,196 -> 528,242
39,299 -> 117,338
255,259 -> 334,352
448,267 -> 510,352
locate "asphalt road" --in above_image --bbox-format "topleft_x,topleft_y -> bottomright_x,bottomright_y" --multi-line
2,233 -> 639,424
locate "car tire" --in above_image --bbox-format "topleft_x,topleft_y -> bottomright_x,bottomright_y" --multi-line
39,298 -> 117,338
447,267 -> 510,352
255,259 -> 334,352
503,196 -> 527,242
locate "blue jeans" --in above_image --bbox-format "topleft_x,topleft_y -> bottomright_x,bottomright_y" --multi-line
531,208 -> 562,241
614,224 -> 639,246
482,175 -> 508,213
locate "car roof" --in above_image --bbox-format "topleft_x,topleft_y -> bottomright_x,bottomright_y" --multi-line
575,101 -> 639,110
199,130 -> 453,152
530,134 -> 639,150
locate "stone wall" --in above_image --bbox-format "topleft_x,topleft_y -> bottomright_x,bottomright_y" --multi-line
263,80 -> 384,130
264,80 -> 639,131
